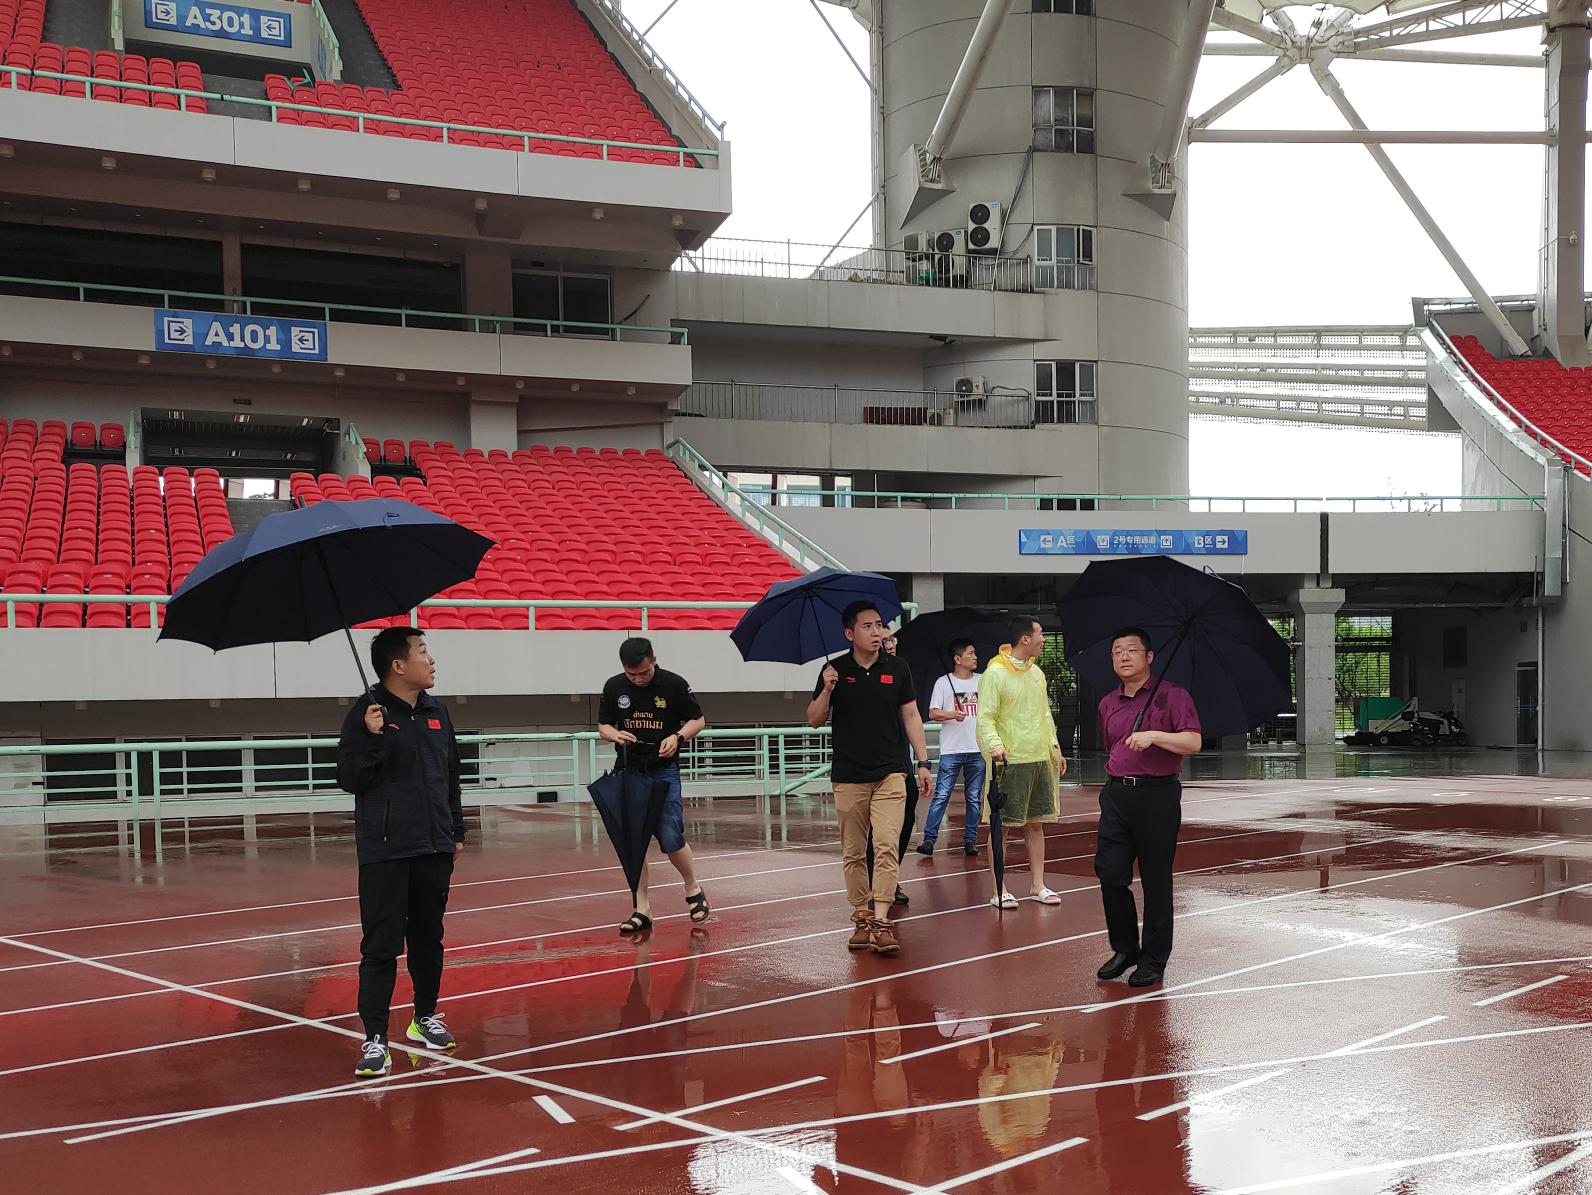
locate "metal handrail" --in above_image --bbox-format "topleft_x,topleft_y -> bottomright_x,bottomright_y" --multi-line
664,438 -> 849,571
730,487 -> 1546,512
1,593 -> 918,631
0,67 -> 719,166
676,236 -> 1036,293
588,0 -> 724,135
1426,320 -> 1592,476
0,274 -> 686,343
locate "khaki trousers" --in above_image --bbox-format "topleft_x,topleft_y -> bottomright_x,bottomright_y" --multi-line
834,774 -> 907,909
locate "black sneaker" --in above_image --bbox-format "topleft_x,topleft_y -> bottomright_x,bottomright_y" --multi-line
892,885 -> 909,906
915,841 -> 935,856
355,1034 -> 390,1078
963,844 -> 979,856
406,1013 -> 457,1050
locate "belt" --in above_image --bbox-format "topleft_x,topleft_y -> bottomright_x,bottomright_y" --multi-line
1106,773 -> 1179,788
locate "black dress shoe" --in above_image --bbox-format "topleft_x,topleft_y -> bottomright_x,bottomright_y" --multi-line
1096,951 -> 1139,981
915,841 -> 935,856
1128,962 -> 1165,988
963,844 -> 979,857
893,886 -> 910,905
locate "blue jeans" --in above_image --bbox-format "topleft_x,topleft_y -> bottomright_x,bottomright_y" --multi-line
921,752 -> 985,846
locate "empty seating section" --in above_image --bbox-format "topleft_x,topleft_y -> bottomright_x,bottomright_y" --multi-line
0,418 -> 228,628
1450,336 -> 1592,474
264,0 -> 687,164
291,443 -> 799,630
0,1 -> 208,111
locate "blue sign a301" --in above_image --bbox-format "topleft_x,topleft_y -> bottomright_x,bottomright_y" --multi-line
155,310 -> 328,362
1018,529 -> 1249,556
146,0 -> 292,48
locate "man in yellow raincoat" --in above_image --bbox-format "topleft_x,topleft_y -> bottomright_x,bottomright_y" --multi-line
976,616 -> 1067,909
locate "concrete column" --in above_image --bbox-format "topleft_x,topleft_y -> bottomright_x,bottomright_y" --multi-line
221,231 -> 243,313
911,573 -> 945,616
1289,587 -> 1345,749
462,249 -> 514,317
1542,6 -> 1589,365
468,389 -> 520,454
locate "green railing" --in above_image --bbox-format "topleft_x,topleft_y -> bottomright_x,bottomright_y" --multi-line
0,67 -> 719,168
737,488 -> 1547,513
0,723 -> 941,823
0,274 -> 687,344
665,438 -> 849,571
1,594 -> 917,631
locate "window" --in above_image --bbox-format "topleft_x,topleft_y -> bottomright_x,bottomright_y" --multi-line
1032,87 -> 1095,153
512,269 -> 612,333
1034,225 -> 1096,290
1033,0 -> 1092,12
1034,360 -> 1097,425
1038,497 -> 1097,512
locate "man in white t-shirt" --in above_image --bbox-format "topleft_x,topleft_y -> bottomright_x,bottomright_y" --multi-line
915,638 -> 986,857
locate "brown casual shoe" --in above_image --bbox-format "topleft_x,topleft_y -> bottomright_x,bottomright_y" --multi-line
847,909 -> 872,951
868,918 -> 900,955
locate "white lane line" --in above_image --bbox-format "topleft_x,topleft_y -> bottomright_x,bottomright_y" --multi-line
1136,1069 -> 1294,1121
532,1095 -> 575,1125
1474,973 -> 1571,1007
880,1022 -> 1043,1067
935,1136 -> 1089,1190
1326,1015 -> 1448,1056
1083,840 -> 1575,1013
36,831 -> 1463,1134
616,1076 -> 825,1132
777,1166 -> 827,1195
1489,1139 -> 1592,1195
1208,1129 -> 1592,1195
0,936 -> 920,1195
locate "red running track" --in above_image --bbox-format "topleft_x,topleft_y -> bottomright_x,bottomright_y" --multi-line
0,774 -> 1590,1193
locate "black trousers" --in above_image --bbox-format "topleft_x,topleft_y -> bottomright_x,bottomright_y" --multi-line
865,766 -> 918,887
1094,780 -> 1182,966
357,851 -> 455,1039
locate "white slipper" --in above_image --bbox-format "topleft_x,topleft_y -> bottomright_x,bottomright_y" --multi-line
990,892 -> 1020,910
1029,888 -> 1062,906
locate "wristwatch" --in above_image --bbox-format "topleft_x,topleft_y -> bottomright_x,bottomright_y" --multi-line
915,759 -> 930,769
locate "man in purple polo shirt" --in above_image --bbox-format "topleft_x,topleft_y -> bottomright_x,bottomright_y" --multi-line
1093,626 -> 1202,988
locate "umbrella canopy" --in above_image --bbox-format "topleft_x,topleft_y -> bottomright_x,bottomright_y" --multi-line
893,607 -> 1006,718
160,499 -> 492,689
586,763 -> 670,897
1055,555 -> 1290,739
730,567 -> 904,665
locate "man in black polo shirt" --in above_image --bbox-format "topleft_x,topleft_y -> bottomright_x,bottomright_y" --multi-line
598,637 -> 709,934
807,601 -> 933,956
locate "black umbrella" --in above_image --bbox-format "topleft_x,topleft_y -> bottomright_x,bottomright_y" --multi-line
988,760 -> 1009,903
1055,555 -> 1290,739
586,750 -> 670,898
893,607 -> 1006,718
160,499 -> 493,692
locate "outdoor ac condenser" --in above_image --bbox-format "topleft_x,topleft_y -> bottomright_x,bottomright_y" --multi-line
967,201 -> 1003,255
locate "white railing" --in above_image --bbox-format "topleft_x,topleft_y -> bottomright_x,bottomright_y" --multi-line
677,237 -> 1036,293
679,380 -> 1039,429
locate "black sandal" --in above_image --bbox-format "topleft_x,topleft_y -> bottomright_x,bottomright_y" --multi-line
618,911 -> 653,934
686,890 -> 710,923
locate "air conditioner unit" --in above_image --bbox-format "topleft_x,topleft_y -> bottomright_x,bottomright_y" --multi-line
902,231 -> 934,284
927,408 -> 958,427
934,228 -> 968,285
967,200 -> 1003,255
955,375 -> 987,396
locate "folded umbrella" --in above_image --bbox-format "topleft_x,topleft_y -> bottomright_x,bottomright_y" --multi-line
730,566 -> 904,665
988,760 -> 1008,901
1055,555 -> 1290,739
160,499 -> 493,692
892,606 -> 1005,718
586,750 -> 670,898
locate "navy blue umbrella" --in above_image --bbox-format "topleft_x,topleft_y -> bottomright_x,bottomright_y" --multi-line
730,567 -> 904,665
587,751 -> 670,898
160,499 -> 493,691
1055,555 -> 1290,738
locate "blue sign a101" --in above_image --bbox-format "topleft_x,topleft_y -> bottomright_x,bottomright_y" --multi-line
155,309 -> 328,362
146,0 -> 292,48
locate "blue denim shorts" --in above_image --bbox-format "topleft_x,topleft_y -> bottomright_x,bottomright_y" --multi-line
650,761 -> 686,854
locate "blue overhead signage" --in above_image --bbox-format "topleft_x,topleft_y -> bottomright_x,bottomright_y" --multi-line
155,309 -> 328,361
1018,529 -> 1249,556
145,0 -> 292,48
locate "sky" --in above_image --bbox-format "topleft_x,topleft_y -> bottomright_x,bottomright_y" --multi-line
618,1 -> 1556,497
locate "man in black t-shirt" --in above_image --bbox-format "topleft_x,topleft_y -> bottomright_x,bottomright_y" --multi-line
598,637 -> 708,933
807,601 -> 933,956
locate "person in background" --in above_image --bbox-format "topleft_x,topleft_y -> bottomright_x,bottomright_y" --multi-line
598,637 -> 710,933
808,602 -> 933,956
976,616 -> 1066,910
917,638 -> 985,857
336,627 -> 465,1079
1093,626 -> 1201,988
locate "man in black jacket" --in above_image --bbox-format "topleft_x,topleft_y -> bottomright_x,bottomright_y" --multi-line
337,627 -> 466,1078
